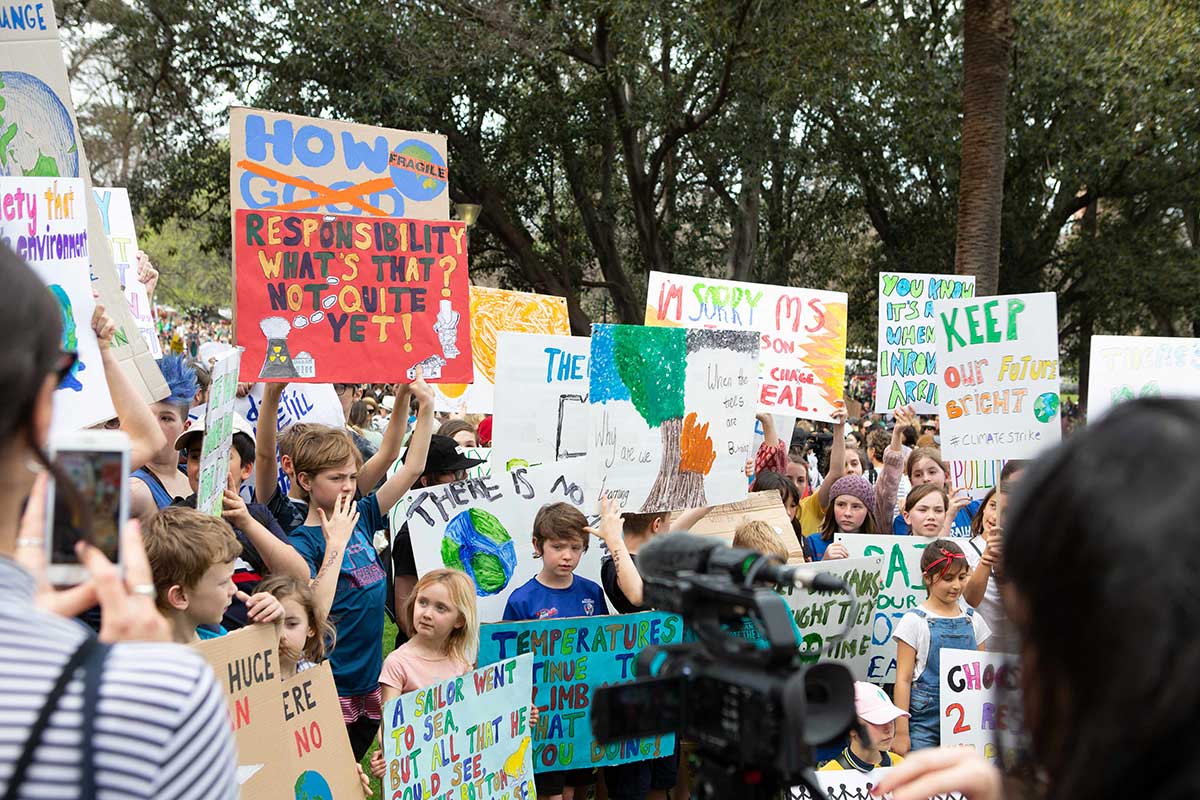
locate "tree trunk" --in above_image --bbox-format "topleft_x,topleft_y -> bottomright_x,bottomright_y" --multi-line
642,416 -> 706,512
728,155 -> 762,282
953,0 -> 1013,296
1076,199 -> 1097,411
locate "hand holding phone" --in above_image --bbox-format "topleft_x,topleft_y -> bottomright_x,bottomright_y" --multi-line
45,430 -> 130,586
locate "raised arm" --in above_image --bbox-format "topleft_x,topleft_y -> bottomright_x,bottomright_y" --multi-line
93,305 -> 166,469
254,382 -> 285,505
874,405 -> 916,535
587,495 -> 643,607
816,401 -> 848,508
358,384 -> 411,492
221,479 -> 309,582
309,493 -> 358,621
670,505 -> 711,533
374,374 -> 435,514
753,413 -> 787,476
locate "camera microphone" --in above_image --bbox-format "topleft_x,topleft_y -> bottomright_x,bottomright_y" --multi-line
638,531 -> 846,593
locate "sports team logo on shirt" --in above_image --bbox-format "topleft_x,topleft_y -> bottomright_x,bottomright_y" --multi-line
582,598 -> 595,615
536,608 -> 558,620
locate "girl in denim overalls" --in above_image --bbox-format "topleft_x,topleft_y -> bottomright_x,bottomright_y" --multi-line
892,539 -> 991,753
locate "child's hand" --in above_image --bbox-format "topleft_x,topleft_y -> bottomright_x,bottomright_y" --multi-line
823,543 -> 849,561
409,367 -> 435,406
91,304 -> 117,351
318,492 -> 360,548
263,381 -> 287,400
891,730 -> 911,756
239,590 -> 284,624
830,399 -> 847,428
981,530 -> 1004,575
946,486 -> 972,518
369,748 -> 386,779
893,405 -> 918,432
584,494 -> 623,544
236,382 -> 255,398
136,250 -> 159,296
221,477 -> 253,528
744,457 -> 754,478
528,703 -> 540,728
356,763 -> 373,796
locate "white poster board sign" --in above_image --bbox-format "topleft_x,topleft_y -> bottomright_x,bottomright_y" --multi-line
875,272 -> 975,414
491,332 -> 589,471
1087,335 -> 1200,419
834,534 -> 933,684
939,647 -> 1023,765
645,271 -> 848,422
790,768 -> 965,800
0,176 -> 114,432
93,187 -> 160,356
197,348 -> 241,516
782,556 -> 884,680
586,323 -> 757,513
934,292 -> 1061,460
404,462 -> 603,622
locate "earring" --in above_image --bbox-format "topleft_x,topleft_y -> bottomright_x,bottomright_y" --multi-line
25,458 -> 45,475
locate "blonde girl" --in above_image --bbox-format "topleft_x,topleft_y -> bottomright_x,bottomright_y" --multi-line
258,575 -> 336,679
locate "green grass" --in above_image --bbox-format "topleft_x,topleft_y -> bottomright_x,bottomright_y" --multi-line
361,615 -> 400,797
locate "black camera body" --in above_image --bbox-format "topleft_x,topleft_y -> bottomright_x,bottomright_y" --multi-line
592,534 -> 857,800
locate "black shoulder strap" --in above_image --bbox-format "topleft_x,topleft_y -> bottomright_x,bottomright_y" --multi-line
4,635 -> 109,800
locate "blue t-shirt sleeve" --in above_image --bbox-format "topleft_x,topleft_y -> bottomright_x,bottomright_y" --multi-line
288,527 -> 322,578
502,594 -> 523,621
806,532 -> 828,560
359,493 -> 386,533
893,515 -> 912,535
594,582 -> 609,615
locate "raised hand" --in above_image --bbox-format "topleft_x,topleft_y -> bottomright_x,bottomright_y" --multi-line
91,304 -> 117,350
318,491 -> 360,549
136,250 -> 159,297
239,590 -> 284,624
584,493 -> 624,544
221,475 -> 253,528
409,366 -> 435,406
830,399 -> 848,427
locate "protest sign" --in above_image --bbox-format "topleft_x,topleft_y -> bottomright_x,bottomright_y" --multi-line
934,292 -> 1061,460
233,209 -> 470,383
875,272 -> 976,414
0,176 -> 114,432
671,491 -> 803,561
491,332 -> 589,471
939,648 -> 1023,766
781,556 -> 884,680
229,107 -> 449,221
197,348 -> 241,516
1087,334 -> 1200,419
193,623 -> 286,799
789,768 -> 965,800
834,534 -> 932,684
281,663 -> 364,800
0,10 -> 167,404
383,445 -> 492,542
432,287 -> 572,413
382,654 -> 537,799
587,323 -> 758,513
948,459 -> 1006,500
644,271 -> 848,422
93,186 -> 161,356
478,612 -> 683,772
403,462 -> 603,622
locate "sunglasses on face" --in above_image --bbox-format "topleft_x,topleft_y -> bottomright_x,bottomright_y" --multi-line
55,351 -> 79,388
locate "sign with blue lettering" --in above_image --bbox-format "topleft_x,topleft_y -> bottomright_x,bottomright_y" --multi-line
382,654 -> 537,800
491,332 -> 590,471
478,613 -> 683,772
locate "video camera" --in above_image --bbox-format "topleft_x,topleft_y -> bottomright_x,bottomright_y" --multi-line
592,532 -> 858,800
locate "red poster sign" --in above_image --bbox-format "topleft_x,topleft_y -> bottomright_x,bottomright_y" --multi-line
235,209 -> 471,382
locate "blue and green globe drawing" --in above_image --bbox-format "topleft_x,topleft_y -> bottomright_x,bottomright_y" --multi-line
1033,392 -> 1060,423
389,138 -> 447,202
294,770 -> 333,800
441,508 -> 518,596
0,71 -> 79,178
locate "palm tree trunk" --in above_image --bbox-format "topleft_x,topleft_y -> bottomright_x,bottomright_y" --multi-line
954,0 -> 1013,297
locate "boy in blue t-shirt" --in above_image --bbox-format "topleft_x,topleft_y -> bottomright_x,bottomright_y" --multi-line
287,374 -> 437,760
503,502 -> 607,799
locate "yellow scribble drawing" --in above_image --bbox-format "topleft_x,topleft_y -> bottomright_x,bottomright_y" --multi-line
437,287 -> 569,398
798,301 -> 847,411
503,735 -> 532,779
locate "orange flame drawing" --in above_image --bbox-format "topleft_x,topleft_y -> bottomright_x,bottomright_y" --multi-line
798,301 -> 848,412
679,412 -> 717,475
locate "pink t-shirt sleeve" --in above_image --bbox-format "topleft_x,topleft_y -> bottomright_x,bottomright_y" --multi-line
379,646 -> 470,693
379,650 -> 411,691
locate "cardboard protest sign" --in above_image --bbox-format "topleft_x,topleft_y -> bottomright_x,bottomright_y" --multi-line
834,534 -> 933,684
491,332 -> 589,471
1087,334 -> 1200,419
233,209 -> 470,383
644,271 -> 848,422
281,663 -> 364,800
670,491 -> 803,561
781,556 -> 884,680
587,324 -> 758,513
934,292 -> 1061,460
382,654 -> 537,799
432,287 -> 572,414
93,187 -> 161,356
0,10 -> 167,404
875,272 -> 976,413
789,768 -> 965,800
193,624 -> 286,798
197,348 -> 241,516
403,463 -> 603,622
939,648 -> 1023,766
478,613 -> 683,772
0,176 -> 114,432
229,107 -> 449,220
948,459 -> 1006,501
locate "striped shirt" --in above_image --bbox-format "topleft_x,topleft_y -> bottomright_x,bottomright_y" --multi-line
0,557 -> 237,799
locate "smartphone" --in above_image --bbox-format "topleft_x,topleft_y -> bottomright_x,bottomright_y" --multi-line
45,430 -> 131,585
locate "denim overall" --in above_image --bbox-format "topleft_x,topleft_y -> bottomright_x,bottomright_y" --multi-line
908,607 -> 977,751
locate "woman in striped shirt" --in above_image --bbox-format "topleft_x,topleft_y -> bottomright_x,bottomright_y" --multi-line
0,243 -> 237,799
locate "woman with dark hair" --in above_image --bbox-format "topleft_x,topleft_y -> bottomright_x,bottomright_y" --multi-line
877,398 -> 1200,800
0,245 -> 236,798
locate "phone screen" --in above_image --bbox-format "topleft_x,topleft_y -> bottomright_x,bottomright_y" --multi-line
50,449 -> 125,564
